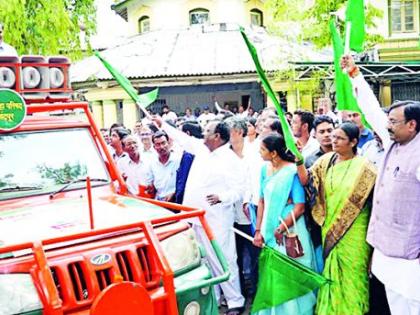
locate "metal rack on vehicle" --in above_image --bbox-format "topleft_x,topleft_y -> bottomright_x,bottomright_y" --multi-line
0,201 -> 229,315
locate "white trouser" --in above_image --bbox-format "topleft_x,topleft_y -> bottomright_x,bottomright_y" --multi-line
193,224 -> 245,309
386,288 -> 420,315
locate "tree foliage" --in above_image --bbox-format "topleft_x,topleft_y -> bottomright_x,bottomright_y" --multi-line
37,162 -> 87,185
266,0 -> 383,49
0,0 -> 96,60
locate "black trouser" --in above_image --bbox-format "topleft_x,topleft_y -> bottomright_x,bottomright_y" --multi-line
234,223 -> 260,299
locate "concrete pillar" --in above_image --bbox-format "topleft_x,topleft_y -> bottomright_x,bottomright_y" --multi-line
91,101 -> 104,128
301,93 -> 313,112
379,81 -> 392,107
122,99 -> 138,131
102,100 -> 117,128
287,90 -> 298,112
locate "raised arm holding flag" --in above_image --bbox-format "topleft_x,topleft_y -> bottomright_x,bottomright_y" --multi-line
330,0 -> 371,129
343,53 -> 420,315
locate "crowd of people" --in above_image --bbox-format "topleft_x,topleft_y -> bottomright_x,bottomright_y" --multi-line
99,55 -> 419,315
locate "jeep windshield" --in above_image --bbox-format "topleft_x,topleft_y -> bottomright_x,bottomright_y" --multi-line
0,128 -> 110,200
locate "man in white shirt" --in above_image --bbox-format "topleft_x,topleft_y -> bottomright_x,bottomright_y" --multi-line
149,130 -> 181,202
117,135 -> 152,195
156,117 -> 246,314
0,23 -> 17,56
109,127 -> 129,162
132,121 -> 143,141
138,126 -> 157,163
255,107 -> 277,136
197,105 -> 216,128
161,105 -> 177,124
360,132 -> 385,168
184,107 -> 197,122
291,110 -> 320,159
226,116 -> 259,300
317,97 -> 339,123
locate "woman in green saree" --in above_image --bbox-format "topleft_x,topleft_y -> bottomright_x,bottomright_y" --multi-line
297,122 -> 377,315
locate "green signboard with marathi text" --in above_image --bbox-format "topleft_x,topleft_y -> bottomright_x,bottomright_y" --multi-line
0,89 -> 27,131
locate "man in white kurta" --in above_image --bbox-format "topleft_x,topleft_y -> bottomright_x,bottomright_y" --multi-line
160,119 -> 246,312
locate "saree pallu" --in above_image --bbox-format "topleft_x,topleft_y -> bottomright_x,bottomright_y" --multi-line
309,153 -> 376,315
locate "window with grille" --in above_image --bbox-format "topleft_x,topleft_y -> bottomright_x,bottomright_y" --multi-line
389,0 -> 419,34
138,16 -> 150,34
189,8 -> 209,25
251,9 -> 263,27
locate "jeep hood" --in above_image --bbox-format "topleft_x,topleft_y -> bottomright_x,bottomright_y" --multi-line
0,194 -> 172,247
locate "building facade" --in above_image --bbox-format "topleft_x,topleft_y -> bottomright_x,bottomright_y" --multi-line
72,0 -> 420,128
71,0 -> 329,128
112,0 -> 269,34
373,0 -> 420,102
371,0 -> 420,61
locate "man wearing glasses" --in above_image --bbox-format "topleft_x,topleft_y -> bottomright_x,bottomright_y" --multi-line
138,126 -> 157,162
342,55 -> 420,315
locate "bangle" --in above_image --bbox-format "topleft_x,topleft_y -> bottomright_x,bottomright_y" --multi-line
348,66 -> 360,78
296,159 -> 304,166
255,229 -> 260,232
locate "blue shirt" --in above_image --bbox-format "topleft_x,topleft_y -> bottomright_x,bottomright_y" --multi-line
358,128 -> 374,148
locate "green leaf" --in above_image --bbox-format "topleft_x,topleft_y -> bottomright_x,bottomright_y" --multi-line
0,0 -> 96,60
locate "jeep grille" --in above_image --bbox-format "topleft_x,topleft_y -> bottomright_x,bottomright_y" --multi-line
49,245 -> 159,307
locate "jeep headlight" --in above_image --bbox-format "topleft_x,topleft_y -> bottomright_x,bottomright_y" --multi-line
161,229 -> 201,273
0,274 -> 43,314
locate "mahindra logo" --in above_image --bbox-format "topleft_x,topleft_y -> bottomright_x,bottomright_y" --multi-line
90,253 -> 112,266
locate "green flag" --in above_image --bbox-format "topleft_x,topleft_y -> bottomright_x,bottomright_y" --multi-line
95,52 -> 159,110
330,20 -> 359,112
252,247 -> 328,313
138,88 -> 159,109
240,28 -> 303,161
345,0 -> 365,53
330,20 -> 371,128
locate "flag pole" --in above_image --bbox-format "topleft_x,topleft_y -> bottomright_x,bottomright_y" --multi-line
343,21 -> 352,74
231,227 -> 257,244
136,101 -> 153,120
344,21 -> 352,54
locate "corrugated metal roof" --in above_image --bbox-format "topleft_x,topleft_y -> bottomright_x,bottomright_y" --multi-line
70,24 -> 331,83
